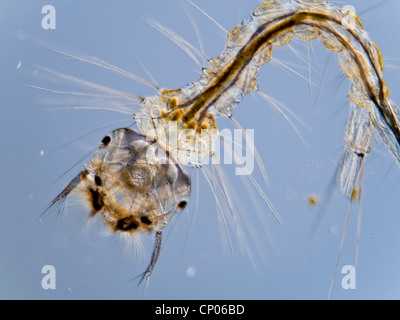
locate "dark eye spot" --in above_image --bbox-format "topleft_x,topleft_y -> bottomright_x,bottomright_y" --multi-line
177,201 -> 187,210
89,189 -> 104,212
116,217 -> 138,231
140,216 -> 152,225
94,175 -> 102,186
101,135 -> 111,146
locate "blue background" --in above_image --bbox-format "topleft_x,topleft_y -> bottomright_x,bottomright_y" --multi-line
1,0 -> 400,299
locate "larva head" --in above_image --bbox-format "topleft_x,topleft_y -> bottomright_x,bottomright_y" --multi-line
53,128 -> 191,236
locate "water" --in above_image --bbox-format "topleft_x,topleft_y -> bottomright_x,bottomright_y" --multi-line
3,0 -> 400,299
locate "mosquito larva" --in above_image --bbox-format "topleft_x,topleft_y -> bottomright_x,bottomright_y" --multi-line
47,0 -> 400,289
